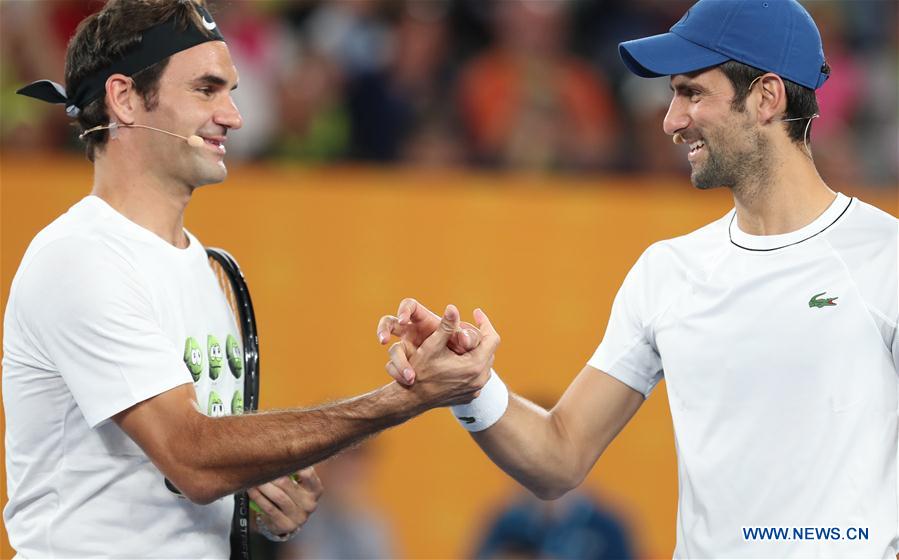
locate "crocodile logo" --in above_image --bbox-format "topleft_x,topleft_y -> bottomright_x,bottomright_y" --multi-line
809,292 -> 838,308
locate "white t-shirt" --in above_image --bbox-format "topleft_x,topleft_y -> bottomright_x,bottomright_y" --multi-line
3,196 -> 245,558
589,193 -> 899,558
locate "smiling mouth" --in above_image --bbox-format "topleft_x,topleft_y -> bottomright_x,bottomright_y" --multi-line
203,138 -> 226,153
687,140 -> 705,161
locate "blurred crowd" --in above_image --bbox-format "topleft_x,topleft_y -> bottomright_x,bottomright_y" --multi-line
1,0 -> 896,187
251,443 -> 635,560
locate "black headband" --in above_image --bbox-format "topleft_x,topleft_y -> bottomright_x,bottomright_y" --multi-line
16,3 -> 225,118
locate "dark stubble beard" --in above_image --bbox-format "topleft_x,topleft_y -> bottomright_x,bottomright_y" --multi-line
690,118 -> 771,200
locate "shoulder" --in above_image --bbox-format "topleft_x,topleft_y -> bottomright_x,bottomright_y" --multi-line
824,197 -> 897,261
612,213 -> 731,319
831,197 -> 897,239
824,197 -> 897,318
20,226 -> 136,285
19,196 -> 136,272
10,201 -> 152,315
634,211 -> 732,277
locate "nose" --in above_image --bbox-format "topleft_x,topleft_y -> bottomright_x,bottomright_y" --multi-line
215,94 -> 243,131
662,95 -> 690,138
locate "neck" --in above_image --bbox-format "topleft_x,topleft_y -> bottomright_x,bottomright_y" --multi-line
91,146 -> 192,248
731,141 -> 835,236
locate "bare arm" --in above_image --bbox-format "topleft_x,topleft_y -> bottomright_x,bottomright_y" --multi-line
379,299 -> 644,499
469,366 -> 643,499
115,381 -> 415,505
116,304 -> 498,505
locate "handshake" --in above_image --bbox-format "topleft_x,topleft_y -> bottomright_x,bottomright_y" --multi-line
375,298 -> 503,420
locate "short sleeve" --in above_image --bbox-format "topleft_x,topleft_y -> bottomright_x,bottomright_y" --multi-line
588,250 -> 663,397
17,237 -> 190,427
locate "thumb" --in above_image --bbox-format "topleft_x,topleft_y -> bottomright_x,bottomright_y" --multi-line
421,304 -> 460,353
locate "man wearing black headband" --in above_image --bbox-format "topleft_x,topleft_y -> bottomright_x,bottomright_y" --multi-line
4,0 -> 495,557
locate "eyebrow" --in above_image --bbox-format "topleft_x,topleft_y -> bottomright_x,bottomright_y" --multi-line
190,74 -> 239,91
669,80 -> 708,94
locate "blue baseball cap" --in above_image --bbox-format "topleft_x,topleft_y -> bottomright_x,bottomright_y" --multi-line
619,0 -> 829,90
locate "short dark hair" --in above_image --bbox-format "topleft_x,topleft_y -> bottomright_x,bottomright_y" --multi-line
718,60 -> 819,145
64,0 -> 213,161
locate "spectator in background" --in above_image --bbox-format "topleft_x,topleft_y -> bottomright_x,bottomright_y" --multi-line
0,0 -> 91,151
800,2 -> 864,187
618,74 -> 685,174
474,487 -> 634,560
276,445 -> 397,560
269,0 -> 394,162
214,1 -> 287,160
847,1 -> 899,186
271,45 -> 350,163
305,0 -> 393,79
457,0 -> 620,171
347,1 -> 465,167
1,0 -> 894,186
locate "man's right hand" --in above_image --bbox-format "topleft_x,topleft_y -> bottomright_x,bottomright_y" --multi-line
376,298 -> 481,384
392,304 -> 500,409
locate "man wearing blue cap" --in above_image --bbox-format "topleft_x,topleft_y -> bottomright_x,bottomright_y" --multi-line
380,1 -> 898,557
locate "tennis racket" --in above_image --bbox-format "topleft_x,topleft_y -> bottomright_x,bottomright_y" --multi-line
206,247 -> 260,560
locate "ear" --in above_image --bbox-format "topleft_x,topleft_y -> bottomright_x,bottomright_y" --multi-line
105,74 -> 139,125
752,73 -> 788,125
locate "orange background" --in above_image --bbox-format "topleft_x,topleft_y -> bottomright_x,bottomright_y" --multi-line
1,155 -> 896,558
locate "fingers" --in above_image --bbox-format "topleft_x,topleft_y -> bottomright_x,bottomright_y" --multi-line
385,360 -> 406,385
420,304 -> 460,354
250,469 -> 322,536
388,341 -> 415,384
295,467 -> 323,498
273,475 -> 319,515
376,315 -> 398,345
396,297 -> 421,325
448,321 -> 481,354
399,297 -> 443,325
248,483 -> 297,533
471,308 -> 501,360
381,313 -> 479,354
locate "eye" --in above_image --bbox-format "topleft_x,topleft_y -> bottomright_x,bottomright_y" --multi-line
196,87 -> 214,96
688,89 -> 701,102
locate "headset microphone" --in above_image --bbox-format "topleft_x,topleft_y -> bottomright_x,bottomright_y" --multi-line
79,122 -> 205,148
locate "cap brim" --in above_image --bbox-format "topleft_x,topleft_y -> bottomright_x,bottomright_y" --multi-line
619,32 -> 729,78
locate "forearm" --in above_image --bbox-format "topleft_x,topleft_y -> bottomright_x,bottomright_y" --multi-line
121,382 -> 421,504
470,394 -> 584,500
200,384 -> 415,498
468,367 -> 645,500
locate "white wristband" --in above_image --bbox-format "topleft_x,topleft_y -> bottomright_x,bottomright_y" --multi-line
450,369 -> 509,432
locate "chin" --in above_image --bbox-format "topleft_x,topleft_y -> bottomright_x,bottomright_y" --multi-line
193,162 -> 228,188
690,169 -> 725,191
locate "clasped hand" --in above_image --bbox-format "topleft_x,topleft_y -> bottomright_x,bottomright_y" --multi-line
377,298 -> 498,409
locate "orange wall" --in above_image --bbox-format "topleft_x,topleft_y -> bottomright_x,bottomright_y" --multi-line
1,155 -> 895,558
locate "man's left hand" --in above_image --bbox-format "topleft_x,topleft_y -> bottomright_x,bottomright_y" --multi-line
249,467 -> 322,538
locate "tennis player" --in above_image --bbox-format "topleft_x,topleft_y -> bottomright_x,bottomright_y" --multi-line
2,1 -> 493,557
380,1 -> 898,557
